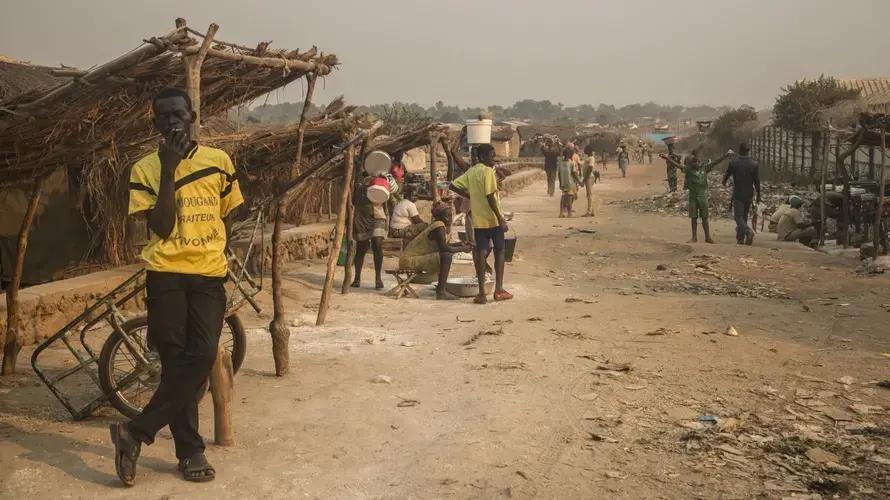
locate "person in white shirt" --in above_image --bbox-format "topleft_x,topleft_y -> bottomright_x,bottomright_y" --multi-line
390,186 -> 428,242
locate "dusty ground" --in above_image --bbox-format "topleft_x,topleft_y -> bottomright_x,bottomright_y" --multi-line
2,162 -> 890,500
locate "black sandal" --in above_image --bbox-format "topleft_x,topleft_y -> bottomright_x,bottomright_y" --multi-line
178,454 -> 216,482
109,423 -> 141,487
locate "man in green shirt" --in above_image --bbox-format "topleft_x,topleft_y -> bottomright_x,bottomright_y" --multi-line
683,148 -> 732,243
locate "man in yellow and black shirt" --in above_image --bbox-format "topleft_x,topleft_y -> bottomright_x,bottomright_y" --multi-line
110,88 -> 243,487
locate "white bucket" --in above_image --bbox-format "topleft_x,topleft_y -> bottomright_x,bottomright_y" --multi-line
364,150 -> 391,176
367,185 -> 390,204
466,119 -> 493,144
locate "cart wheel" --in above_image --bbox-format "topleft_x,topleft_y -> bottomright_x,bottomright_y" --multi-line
98,315 -> 247,418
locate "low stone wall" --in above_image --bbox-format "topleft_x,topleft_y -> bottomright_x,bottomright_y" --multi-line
0,264 -> 146,347
230,222 -> 333,275
2,167 -> 545,347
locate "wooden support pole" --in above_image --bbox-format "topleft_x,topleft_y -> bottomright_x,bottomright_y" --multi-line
1,175 -> 47,375
874,128 -> 887,259
209,342 -> 235,446
341,136 -> 369,295
317,143 -> 356,326
269,72 -> 319,377
178,20 -> 234,445
183,22 -> 219,137
819,130 -> 830,247
430,134 -> 440,203
869,146 -> 876,180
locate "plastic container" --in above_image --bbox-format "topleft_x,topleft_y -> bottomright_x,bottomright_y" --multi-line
364,150 -> 391,176
466,119 -> 493,144
366,177 -> 391,204
504,236 -> 517,262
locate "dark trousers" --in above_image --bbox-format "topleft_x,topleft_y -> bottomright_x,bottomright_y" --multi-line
733,197 -> 752,242
545,168 -> 557,196
128,271 -> 226,460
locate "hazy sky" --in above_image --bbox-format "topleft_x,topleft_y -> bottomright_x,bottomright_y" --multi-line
2,0 -> 888,109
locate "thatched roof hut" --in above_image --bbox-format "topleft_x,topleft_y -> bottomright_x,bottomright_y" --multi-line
0,58 -> 68,99
0,23 -> 337,270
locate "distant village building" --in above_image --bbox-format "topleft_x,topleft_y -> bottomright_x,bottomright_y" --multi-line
490,125 -> 521,158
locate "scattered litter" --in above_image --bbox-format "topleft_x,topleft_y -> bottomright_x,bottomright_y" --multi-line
714,444 -> 745,456
373,375 -> 393,384
400,341 -> 416,347
603,471 -> 626,480
463,327 -> 504,346
396,398 -> 420,408
290,318 -> 302,327
725,325 -> 739,337
849,404 -> 883,416
527,317 -> 543,322
574,392 -> 600,402
596,362 -> 632,373
588,432 -> 619,443
837,376 -> 855,386
679,421 -> 706,431
697,414 -> 719,424
805,447 -> 839,464
624,384 -> 649,391
646,328 -> 676,336
565,297 -> 593,304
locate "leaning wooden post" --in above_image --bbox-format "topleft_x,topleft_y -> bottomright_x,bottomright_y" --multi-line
269,72 -> 319,377
317,142 -> 356,325
818,128 -> 830,247
178,20 -> 233,445
342,136 -> 369,294
1,175 -> 47,375
874,127 -> 887,258
430,133 -> 440,203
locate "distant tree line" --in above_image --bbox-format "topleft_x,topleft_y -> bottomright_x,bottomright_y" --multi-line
244,99 -> 730,126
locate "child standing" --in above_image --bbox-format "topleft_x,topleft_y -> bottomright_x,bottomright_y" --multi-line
558,147 -> 582,218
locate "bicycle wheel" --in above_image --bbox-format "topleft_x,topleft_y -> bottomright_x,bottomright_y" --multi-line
98,315 -> 247,418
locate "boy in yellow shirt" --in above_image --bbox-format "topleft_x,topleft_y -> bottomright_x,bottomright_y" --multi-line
449,144 -> 512,304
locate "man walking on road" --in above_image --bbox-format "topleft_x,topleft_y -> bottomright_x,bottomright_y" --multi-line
723,142 -> 761,245
111,88 -> 243,486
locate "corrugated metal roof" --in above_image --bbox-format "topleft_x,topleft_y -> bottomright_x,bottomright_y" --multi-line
837,78 -> 890,97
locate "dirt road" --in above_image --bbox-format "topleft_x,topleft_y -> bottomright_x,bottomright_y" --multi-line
2,162 -> 889,499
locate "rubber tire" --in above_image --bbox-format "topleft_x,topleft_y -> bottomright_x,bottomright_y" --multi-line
98,314 -> 247,419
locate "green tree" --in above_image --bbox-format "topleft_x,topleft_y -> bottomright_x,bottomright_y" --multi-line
772,76 -> 859,132
709,105 -> 759,153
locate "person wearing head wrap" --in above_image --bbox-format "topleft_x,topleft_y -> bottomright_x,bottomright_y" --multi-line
776,196 -> 817,245
769,196 -> 798,233
399,203 -> 473,300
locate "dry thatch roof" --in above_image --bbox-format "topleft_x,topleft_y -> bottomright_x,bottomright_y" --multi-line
0,22 -> 337,265
0,58 -> 67,99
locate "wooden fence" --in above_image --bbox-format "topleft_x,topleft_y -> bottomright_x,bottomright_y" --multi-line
749,126 -> 885,182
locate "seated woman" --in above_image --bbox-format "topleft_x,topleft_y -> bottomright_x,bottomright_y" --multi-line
399,203 -> 473,300
390,186 -> 428,242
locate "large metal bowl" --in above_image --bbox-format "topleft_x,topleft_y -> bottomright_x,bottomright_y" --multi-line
443,277 -> 494,298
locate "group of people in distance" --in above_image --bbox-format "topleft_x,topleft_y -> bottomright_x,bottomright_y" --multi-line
662,138 -> 821,247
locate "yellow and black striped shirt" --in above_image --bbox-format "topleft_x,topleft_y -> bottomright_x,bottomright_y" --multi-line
128,144 -> 244,277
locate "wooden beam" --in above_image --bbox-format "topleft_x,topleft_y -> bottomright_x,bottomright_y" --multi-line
2,174 -> 47,375
317,142 -> 356,326
184,23 -> 219,138
183,46 -> 333,75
